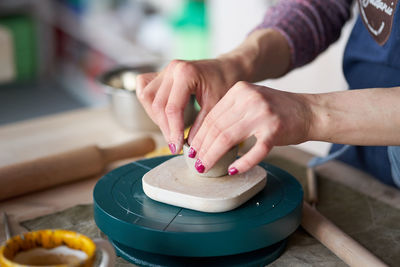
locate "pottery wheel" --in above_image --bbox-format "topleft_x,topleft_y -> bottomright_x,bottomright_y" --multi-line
93,155 -> 303,261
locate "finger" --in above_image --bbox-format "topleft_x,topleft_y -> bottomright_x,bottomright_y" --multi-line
196,112 -> 242,162
188,95 -> 226,144
187,105 -> 210,145
136,72 -> 158,95
190,94 -> 237,158
228,140 -> 272,175
151,74 -> 174,146
166,76 -> 191,154
136,73 -> 164,124
198,117 -> 250,173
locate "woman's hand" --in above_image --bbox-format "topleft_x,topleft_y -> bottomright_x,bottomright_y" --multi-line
188,81 -> 313,175
136,59 -> 241,154
135,28 -> 292,154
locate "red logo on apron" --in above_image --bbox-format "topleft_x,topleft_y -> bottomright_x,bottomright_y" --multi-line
358,0 -> 398,45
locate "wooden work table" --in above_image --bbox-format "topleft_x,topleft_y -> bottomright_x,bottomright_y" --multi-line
1,107 -> 399,266
0,107 -> 165,243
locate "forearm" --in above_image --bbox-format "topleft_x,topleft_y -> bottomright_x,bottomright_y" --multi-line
217,0 -> 353,84
255,0 -> 353,68
217,28 -> 291,83
306,87 -> 400,145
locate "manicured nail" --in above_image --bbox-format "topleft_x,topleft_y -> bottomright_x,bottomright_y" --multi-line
188,147 -> 197,158
228,167 -> 238,176
195,159 -> 205,173
168,143 -> 176,154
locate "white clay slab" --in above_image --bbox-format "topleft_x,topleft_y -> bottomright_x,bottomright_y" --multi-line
142,156 -> 267,213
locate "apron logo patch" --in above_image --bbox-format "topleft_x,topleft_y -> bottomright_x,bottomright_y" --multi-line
358,0 -> 397,45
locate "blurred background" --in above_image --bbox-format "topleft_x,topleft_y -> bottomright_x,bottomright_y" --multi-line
0,0 -> 356,156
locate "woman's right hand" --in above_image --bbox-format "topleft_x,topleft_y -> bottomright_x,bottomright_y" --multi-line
136,59 -> 238,154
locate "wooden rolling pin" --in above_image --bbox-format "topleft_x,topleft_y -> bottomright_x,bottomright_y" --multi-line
0,136 -> 156,201
302,201 -> 387,267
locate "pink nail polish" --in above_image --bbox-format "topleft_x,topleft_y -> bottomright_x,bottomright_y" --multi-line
188,147 -> 197,158
228,167 -> 238,176
168,143 -> 176,154
195,159 -> 205,173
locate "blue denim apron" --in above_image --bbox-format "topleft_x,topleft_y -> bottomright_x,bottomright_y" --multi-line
314,0 -> 400,187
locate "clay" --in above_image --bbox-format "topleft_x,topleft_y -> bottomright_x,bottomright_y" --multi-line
182,142 -> 238,177
13,246 -> 87,265
142,156 -> 267,213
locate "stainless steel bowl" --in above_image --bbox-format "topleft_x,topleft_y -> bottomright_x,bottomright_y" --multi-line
98,66 -> 197,131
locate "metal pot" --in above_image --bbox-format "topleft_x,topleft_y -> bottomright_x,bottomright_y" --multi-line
98,66 -> 197,131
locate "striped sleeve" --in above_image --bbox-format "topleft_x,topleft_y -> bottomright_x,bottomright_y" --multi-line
254,0 -> 354,69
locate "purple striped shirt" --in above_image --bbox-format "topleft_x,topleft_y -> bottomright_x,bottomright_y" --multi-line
255,0 -> 354,69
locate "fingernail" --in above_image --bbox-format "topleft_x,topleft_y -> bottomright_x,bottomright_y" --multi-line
228,167 -> 238,176
195,159 -> 205,173
168,143 -> 176,154
188,147 -> 197,158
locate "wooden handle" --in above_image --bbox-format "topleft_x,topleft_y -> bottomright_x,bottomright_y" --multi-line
306,167 -> 318,206
301,201 -> 387,267
0,136 -> 155,201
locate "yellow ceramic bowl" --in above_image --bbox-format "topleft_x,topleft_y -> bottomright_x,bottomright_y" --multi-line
0,229 -> 96,267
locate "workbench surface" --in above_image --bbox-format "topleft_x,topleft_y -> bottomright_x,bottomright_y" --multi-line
1,107 -> 399,266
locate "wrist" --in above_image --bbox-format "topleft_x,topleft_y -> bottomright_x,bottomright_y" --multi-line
218,28 -> 291,83
303,93 -> 330,142
216,51 -> 253,85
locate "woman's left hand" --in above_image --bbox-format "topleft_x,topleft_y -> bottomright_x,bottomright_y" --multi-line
189,81 -> 313,175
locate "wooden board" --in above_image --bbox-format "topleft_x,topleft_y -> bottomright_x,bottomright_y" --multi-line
142,156 -> 267,212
